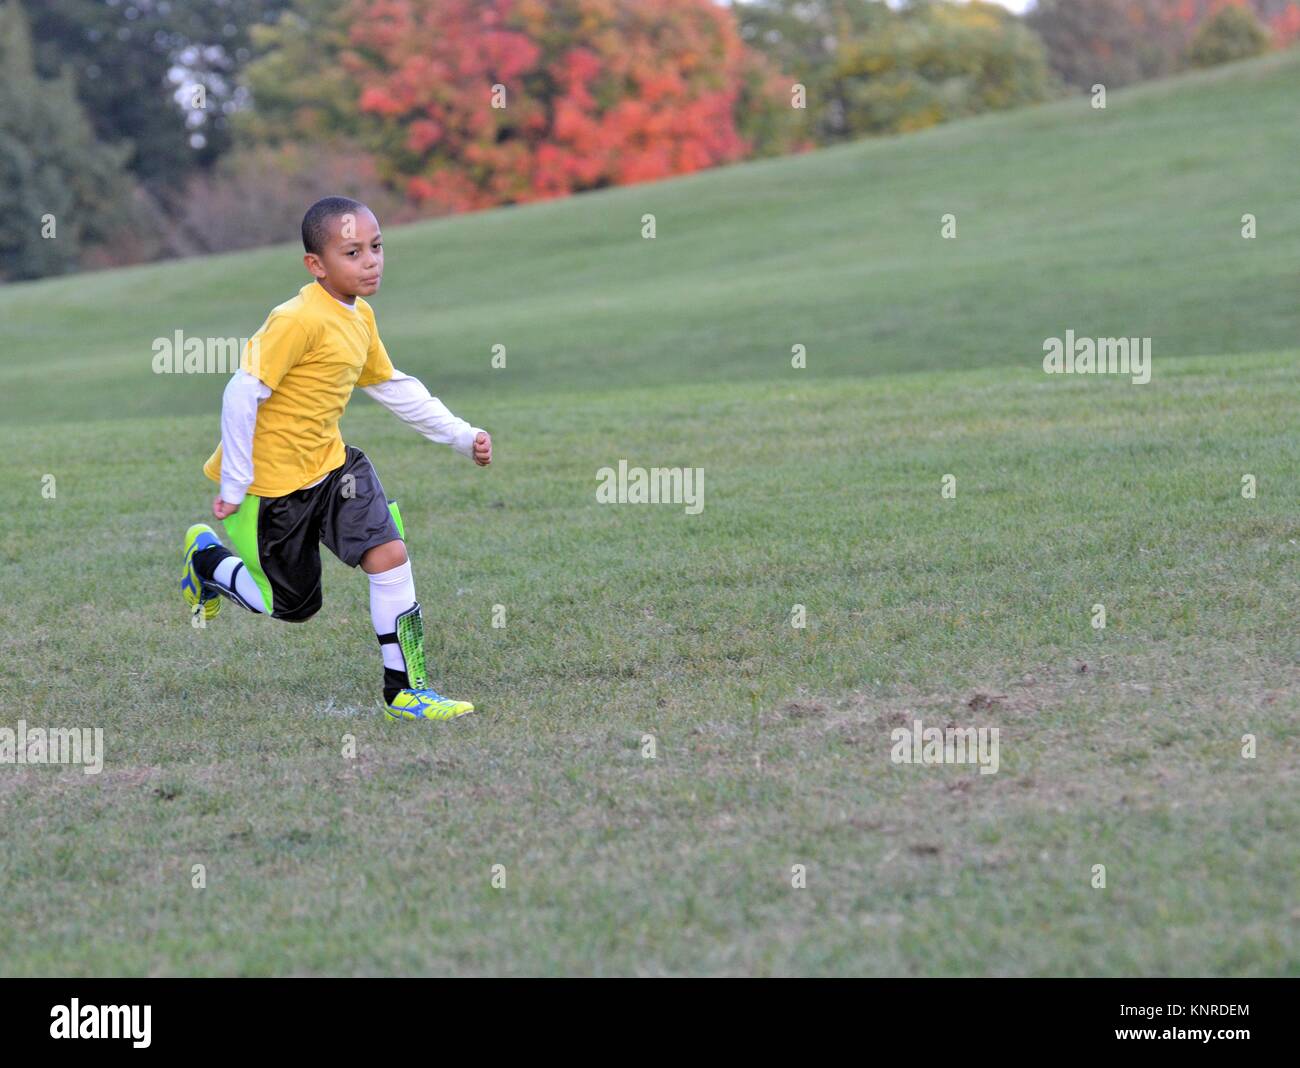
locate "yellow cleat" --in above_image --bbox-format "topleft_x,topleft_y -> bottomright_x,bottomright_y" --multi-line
182,523 -> 222,622
385,688 -> 474,722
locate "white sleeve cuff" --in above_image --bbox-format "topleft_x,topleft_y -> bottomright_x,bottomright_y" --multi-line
456,425 -> 485,459
220,482 -> 249,506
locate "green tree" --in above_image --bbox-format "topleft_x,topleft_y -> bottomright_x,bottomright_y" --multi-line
837,2 -> 1054,138
1187,5 -> 1272,67
0,1 -> 134,280
236,0 -> 361,146
738,0 -> 895,143
27,0 -> 290,193
741,0 -> 1054,144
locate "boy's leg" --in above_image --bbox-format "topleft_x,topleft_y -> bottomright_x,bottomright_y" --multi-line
364,549 -> 472,720
192,491 -> 325,622
205,552 -> 268,613
191,528 -> 267,616
363,546 -> 422,695
189,499 -> 271,614
209,496 -> 274,613
319,446 -> 473,718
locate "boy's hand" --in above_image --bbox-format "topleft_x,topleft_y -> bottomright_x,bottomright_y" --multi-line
213,496 -> 240,520
472,431 -> 492,466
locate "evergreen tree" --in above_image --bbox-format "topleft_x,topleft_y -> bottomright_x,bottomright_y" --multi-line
0,1 -> 133,280
27,0 -> 290,192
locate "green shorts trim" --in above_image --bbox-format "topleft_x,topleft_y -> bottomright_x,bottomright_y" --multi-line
221,495 -> 275,615
388,499 -> 405,540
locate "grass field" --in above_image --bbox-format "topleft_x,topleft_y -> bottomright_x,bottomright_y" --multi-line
0,52 -> 1296,976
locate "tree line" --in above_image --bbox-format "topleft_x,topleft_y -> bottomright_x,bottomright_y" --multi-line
1,0 -> 1289,281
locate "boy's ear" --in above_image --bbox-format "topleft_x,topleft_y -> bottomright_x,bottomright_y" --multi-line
304,252 -> 325,279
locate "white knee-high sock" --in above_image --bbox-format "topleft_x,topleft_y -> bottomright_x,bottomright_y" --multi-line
210,554 -> 266,613
369,560 -> 416,671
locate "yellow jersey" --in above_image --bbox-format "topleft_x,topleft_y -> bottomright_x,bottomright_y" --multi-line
203,282 -> 395,497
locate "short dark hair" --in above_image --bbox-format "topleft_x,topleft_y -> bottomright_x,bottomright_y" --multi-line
302,196 -> 368,255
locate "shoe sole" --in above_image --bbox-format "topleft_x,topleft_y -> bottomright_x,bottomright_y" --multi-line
183,528 -> 222,620
384,705 -> 475,722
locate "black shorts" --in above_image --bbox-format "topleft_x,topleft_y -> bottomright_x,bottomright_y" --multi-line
221,445 -> 403,621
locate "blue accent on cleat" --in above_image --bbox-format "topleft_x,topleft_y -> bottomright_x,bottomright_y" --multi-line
385,687 -> 475,722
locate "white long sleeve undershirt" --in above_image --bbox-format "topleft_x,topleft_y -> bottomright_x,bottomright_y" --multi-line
360,370 -> 482,458
218,368 -> 482,505
218,370 -> 272,505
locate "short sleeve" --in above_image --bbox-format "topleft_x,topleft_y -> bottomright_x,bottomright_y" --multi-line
242,313 -> 309,390
356,305 -> 395,388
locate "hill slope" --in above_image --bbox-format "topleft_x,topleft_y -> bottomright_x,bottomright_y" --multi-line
1,51 -> 1298,425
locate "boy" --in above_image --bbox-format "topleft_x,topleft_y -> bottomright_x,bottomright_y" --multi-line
181,196 -> 491,722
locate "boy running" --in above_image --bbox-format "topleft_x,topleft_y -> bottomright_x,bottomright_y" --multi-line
181,196 -> 491,722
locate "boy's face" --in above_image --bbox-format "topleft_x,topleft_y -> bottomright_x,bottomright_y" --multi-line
305,208 -> 384,302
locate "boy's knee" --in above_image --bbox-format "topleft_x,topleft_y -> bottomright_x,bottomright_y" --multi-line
361,539 -> 408,573
276,594 -> 322,623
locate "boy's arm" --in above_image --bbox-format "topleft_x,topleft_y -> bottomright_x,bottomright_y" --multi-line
215,311 -> 305,513
361,369 -> 484,460
219,369 -> 272,505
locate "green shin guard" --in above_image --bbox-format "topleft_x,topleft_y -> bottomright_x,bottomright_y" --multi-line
395,602 -> 429,691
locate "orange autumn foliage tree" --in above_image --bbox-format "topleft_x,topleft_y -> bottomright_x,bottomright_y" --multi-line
340,0 -> 796,213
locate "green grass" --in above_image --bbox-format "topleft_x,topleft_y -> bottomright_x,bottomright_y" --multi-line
0,53 -> 1297,976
